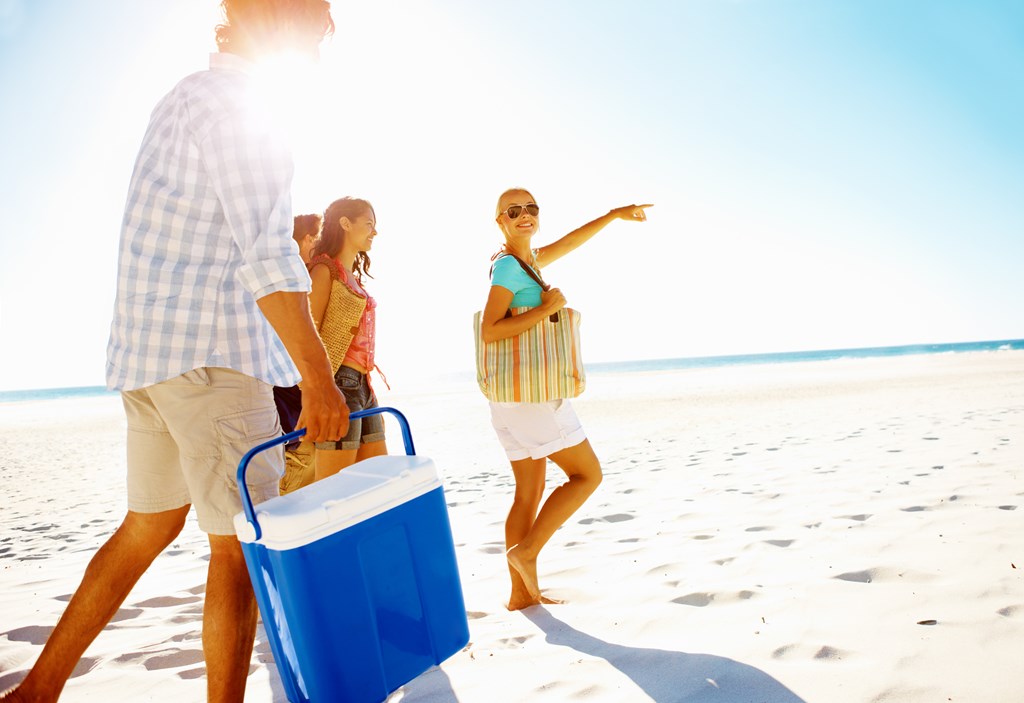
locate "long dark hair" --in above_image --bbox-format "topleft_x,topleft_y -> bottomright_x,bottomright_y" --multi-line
311,197 -> 375,285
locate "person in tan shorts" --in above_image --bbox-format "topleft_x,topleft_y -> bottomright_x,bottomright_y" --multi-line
274,213 -> 324,495
1,5 -> 347,703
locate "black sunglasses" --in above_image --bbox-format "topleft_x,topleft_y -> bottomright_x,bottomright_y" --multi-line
503,203 -> 540,219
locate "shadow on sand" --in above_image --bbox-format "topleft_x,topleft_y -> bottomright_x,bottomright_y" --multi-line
522,608 -> 808,703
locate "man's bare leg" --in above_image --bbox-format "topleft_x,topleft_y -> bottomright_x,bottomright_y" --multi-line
506,440 -> 602,601
2,507 -> 189,703
203,534 -> 259,703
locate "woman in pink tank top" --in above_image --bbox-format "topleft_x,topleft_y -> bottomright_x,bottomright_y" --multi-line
308,197 -> 388,479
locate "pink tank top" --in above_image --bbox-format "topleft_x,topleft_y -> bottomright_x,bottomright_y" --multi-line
312,256 -> 376,373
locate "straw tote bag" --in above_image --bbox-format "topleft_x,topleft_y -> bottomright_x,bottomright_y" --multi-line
473,255 -> 586,403
312,257 -> 367,375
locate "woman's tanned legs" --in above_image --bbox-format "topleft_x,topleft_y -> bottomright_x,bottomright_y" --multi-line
506,439 -> 602,603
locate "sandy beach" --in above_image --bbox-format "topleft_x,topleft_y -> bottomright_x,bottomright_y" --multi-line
1,350 -> 1022,702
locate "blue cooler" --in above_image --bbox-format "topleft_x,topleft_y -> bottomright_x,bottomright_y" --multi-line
233,407 -> 469,703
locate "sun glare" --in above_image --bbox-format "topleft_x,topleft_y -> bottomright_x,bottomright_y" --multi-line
247,50 -> 324,142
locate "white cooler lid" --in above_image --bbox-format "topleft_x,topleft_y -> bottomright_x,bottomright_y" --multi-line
234,454 -> 440,550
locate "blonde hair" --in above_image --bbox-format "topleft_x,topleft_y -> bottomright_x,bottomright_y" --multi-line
495,187 -> 535,219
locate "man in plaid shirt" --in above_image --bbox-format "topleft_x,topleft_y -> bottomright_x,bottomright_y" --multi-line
3,2 -> 345,701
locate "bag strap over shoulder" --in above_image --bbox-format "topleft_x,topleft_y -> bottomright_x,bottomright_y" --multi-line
310,254 -> 345,281
491,252 -> 559,323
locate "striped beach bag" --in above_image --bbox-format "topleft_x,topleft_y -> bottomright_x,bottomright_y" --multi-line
473,306 -> 586,403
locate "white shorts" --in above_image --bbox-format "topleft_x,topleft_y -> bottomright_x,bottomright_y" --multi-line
489,399 -> 587,461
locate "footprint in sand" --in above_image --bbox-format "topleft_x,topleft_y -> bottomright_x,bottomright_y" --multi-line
578,513 -> 634,525
133,595 -> 202,608
998,505 -> 1017,511
841,514 -> 872,522
20,523 -> 59,533
833,569 -> 878,583
772,644 -> 848,661
169,612 -> 203,626
2,625 -> 53,645
673,592 -> 714,607
496,635 -> 532,648
108,607 -> 144,623
745,526 -> 773,533
764,539 -> 796,548
672,590 -> 757,607
115,648 -> 205,670
69,656 -> 102,679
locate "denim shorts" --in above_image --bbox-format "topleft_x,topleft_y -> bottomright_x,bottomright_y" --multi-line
315,365 -> 386,451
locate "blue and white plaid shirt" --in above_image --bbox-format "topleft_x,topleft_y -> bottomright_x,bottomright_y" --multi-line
107,52 -> 309,391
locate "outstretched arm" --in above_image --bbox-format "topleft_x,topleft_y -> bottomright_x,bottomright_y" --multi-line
535,204 -> 653,269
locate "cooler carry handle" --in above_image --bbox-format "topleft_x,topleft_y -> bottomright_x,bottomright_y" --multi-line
236,406 -> 415,542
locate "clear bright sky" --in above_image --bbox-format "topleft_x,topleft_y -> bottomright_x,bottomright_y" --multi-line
1,0 -> 1022,392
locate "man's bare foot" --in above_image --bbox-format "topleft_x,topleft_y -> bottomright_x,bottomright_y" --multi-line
506,544 -> 540,600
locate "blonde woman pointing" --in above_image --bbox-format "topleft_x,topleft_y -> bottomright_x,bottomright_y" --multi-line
478,188 -> 652,610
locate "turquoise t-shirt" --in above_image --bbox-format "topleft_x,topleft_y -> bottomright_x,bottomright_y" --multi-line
490,255 -> 543,308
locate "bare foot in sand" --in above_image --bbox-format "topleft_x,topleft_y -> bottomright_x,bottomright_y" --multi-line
506,544 -> 540,600
507,592 -> 537,611
506,591 -> 565,611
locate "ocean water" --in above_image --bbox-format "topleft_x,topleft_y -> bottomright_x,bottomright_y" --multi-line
585,338 -> 1024,375
0,385 -> 117,404
2,338 -> 1022,404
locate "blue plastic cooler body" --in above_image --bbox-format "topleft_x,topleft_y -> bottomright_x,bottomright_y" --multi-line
235,408 -> 469,703
242,486 -> 467,702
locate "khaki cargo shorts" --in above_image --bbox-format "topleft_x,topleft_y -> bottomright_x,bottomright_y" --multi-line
122,367 -> 283,535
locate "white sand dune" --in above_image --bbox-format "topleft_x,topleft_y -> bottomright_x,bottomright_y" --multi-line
2,351 -> 1023,701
